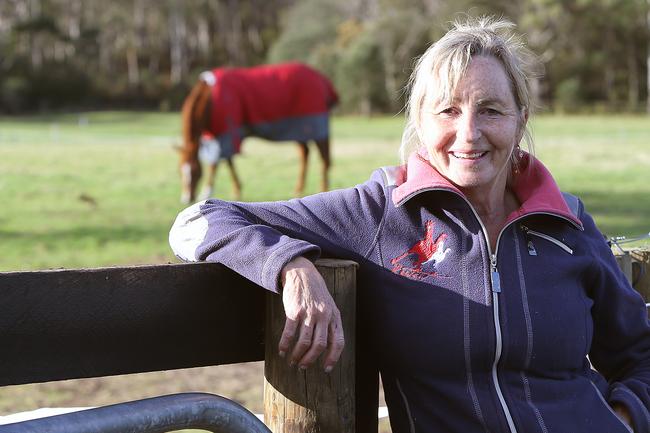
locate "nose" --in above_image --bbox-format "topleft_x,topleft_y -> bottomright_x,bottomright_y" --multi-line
457,112 -> 481,143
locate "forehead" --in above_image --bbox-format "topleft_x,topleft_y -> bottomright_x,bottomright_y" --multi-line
429,55 -> 516,106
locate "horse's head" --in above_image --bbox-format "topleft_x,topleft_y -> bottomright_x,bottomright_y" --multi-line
179,78 -> 212,205
179,149 -> 202,205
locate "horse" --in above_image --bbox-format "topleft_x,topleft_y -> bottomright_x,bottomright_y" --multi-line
178,62 -> 339,204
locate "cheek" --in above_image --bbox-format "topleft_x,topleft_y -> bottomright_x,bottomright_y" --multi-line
420,120 -> 452,151
488,122 -> 519,150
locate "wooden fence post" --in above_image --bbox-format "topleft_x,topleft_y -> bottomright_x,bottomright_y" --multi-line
263,259 -> 358,433
630,249 -> 650,302
614,251 -> 634,285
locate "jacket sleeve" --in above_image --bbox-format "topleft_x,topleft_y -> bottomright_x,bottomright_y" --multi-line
581,204 -> 650,433
169,171 -> 388,294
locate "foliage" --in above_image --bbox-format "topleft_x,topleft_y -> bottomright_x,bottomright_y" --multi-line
0,0 -> 649,114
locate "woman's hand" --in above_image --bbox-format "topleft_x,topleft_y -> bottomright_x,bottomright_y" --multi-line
612,403 -> 634,432
279,257 -> 345,373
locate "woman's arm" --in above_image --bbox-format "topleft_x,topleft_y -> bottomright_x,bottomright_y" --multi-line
169,174 -> 388,371
581,208 -> 650,433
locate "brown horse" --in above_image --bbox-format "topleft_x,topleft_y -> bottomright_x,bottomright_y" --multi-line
179,62 -> 338,204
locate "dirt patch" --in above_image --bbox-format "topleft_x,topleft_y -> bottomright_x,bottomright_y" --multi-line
0,362 -> 392,431
0,362 -> 265,416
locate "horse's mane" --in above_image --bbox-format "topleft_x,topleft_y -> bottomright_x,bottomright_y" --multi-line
180,80 -> 212,162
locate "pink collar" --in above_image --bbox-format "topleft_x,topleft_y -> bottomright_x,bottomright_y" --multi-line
392,152 -> 583,229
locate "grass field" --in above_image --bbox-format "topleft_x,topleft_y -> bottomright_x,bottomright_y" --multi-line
0,112 -> 648,430
0,112 -> 648,271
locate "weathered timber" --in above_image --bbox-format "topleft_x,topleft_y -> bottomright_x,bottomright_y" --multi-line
0,262 -> 266,386
615,251 -> 634,285
630,249 -> 650,302
263,259 -> 358,433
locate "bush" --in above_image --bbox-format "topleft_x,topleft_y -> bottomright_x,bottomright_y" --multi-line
0,76 -> 32,113
554,78 -> 582,113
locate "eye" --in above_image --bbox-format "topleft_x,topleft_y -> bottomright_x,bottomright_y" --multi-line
482,107 -> 502,116
437,107 -> 459,116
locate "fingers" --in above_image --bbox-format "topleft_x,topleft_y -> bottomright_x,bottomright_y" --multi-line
289,320 -> 315,367
323,311 -> 345,372
281,307 -> 345,372
295,320 -> 327,368
278,317 -> 298,359
278,257 -> 346,372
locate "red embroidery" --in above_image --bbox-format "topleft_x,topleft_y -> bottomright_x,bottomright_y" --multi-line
391,221 -> 451,280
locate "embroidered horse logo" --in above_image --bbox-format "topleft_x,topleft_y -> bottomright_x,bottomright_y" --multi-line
391,220 -> 451,280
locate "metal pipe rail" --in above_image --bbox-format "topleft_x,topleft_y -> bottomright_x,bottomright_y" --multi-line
0,393 -> 271,433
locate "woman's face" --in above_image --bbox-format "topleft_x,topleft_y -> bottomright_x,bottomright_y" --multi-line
420,55 -> 525,194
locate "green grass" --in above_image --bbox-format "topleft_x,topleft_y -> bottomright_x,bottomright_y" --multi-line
0,112 -> 648,272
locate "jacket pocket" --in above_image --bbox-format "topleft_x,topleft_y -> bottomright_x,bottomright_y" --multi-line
590,381 -> 634,433
521,225 -> 574,255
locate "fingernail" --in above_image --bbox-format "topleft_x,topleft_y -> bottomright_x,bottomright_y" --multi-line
299,365 -> 307,371
279,351 -> 285,358
324,366 -> 333,374
289,360 -> 295,367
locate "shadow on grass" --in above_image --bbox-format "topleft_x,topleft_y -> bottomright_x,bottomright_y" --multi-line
0,224 -> 167,246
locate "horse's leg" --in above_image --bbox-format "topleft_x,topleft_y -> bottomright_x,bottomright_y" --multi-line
226,158 -> 242,200
295,141 -> 309,196
199,162 -> 218,200
314,138 -> 330,192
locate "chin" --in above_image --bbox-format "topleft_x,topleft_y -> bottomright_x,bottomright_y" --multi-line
448,174 -> 488,190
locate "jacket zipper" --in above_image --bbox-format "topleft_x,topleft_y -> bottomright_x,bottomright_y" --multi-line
521,225 -> 574,255
476,214 -> 578,433
463,207 -> 580,433
458,199 -> 518,433
399,188 -> 582,433
488,251 -> 518,433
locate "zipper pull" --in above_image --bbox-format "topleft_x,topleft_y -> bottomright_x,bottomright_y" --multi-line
527,240 -> 537,256
490,254 -> 501,293
521,225 -> 537,256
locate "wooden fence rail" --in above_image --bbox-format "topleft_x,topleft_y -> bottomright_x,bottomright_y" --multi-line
0,250 -> 648,432
0,259 -> 376,433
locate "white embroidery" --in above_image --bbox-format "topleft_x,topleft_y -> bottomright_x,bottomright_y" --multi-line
423,238 -> 451,265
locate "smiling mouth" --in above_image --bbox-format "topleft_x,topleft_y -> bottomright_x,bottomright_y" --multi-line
451,151 -> 487,160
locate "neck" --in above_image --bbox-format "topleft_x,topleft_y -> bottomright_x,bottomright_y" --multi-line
462,180 -> 520,235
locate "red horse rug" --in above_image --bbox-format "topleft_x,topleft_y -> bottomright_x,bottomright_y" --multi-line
200,62 -> 339,160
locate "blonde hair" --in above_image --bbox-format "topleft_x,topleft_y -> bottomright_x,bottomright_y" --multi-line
400,16 -> 541,163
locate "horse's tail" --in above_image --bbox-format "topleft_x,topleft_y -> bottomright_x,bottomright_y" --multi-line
181,79 -> 212,162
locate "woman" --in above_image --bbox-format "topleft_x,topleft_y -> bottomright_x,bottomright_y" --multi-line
169,17 -> 649,433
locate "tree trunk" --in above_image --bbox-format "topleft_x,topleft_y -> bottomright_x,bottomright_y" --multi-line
29,0 -> 42,69
647,0 -> 650,113
127,0 -> 145,87
227,0 -> 245,64
604,27 -> 617,108
169,0 -> 187,84
627,35 -> 639,111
